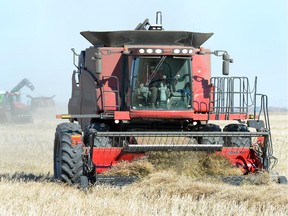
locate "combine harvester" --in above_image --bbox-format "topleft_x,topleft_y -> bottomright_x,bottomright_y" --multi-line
54,12 -> 287,186
0,78 -> 34,123
27,95 -> 55,110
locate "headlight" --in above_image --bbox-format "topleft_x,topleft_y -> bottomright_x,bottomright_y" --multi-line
173,49 -> 180,54
182,49 -> 188,54
155,49 -> 162,54
146,49 -> 153,54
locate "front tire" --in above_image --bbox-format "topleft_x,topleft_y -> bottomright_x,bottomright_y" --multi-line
223,124 -> 251,147
54,122 -> 83,184
191,123 -> 224,145
84,123 -> 112,147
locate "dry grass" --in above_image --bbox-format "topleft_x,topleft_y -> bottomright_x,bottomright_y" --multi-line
148,151 -> 243,177
102,159 -> 155,177
0,108 -> 288,215
103,152 -> 242,178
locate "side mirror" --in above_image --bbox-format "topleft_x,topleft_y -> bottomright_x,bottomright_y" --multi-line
222,61 -> 229,75
209,50 -> 234,76
92,52 -> 102,74
222,53 -> 233,76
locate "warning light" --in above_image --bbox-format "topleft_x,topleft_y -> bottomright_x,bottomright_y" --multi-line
71,134 -> 82,146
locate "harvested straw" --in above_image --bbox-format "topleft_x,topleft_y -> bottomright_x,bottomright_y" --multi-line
101,158 -> 154,178
102,151 -> 242,178
147,151 -> 242,177
242,171 -> 272,185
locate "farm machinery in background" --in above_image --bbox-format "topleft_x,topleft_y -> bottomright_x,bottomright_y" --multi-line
54,12 -> 287,187
27,95 -> 55,110
0,78 -> 34,123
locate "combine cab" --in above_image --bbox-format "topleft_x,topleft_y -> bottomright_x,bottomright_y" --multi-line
54,12 -> 286,186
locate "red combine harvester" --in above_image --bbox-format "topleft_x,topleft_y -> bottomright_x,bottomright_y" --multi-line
54,12 -> 286,186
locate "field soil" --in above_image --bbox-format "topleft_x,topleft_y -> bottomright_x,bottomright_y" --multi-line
0,107 -> 287,215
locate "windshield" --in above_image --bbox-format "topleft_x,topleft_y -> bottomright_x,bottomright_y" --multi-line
131,56 -> 192,110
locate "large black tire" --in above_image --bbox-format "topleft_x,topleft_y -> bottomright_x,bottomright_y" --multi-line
192,123 -> 224,145
54,122 -> 84,184
223,124 -> 251,147
84,123 -> 112,147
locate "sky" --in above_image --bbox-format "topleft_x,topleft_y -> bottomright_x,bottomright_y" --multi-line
0,0 -> 287,107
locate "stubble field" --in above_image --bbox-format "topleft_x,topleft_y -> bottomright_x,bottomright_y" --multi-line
0,108 -> 287,216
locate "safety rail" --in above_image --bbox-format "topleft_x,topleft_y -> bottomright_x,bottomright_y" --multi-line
208,77 -> 276,170
209,77 -> 256,120
254,93 -> 275,170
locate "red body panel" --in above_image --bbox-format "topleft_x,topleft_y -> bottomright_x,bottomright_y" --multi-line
127,110 -> 247,121
192,53 -> 211,112
218,148 -> 261,173
129,110 -> 194,119
92,148 -> 143,173
96,48 -> 124,112
92,148 -> 122,173
114,111 -> 130,120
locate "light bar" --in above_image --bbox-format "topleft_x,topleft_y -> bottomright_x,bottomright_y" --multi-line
132,48 -> 193,55
135,48 -> 164,54
173,48 -> 193,55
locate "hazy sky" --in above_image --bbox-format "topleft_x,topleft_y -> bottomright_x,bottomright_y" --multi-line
1,0 -> 287,107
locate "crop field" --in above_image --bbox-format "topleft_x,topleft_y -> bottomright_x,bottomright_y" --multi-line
0,108 -> 287,216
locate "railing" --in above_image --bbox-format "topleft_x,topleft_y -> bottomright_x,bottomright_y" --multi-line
208,77 -> 276,170
255,93 -> 276,170
209,77 -> 256,120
